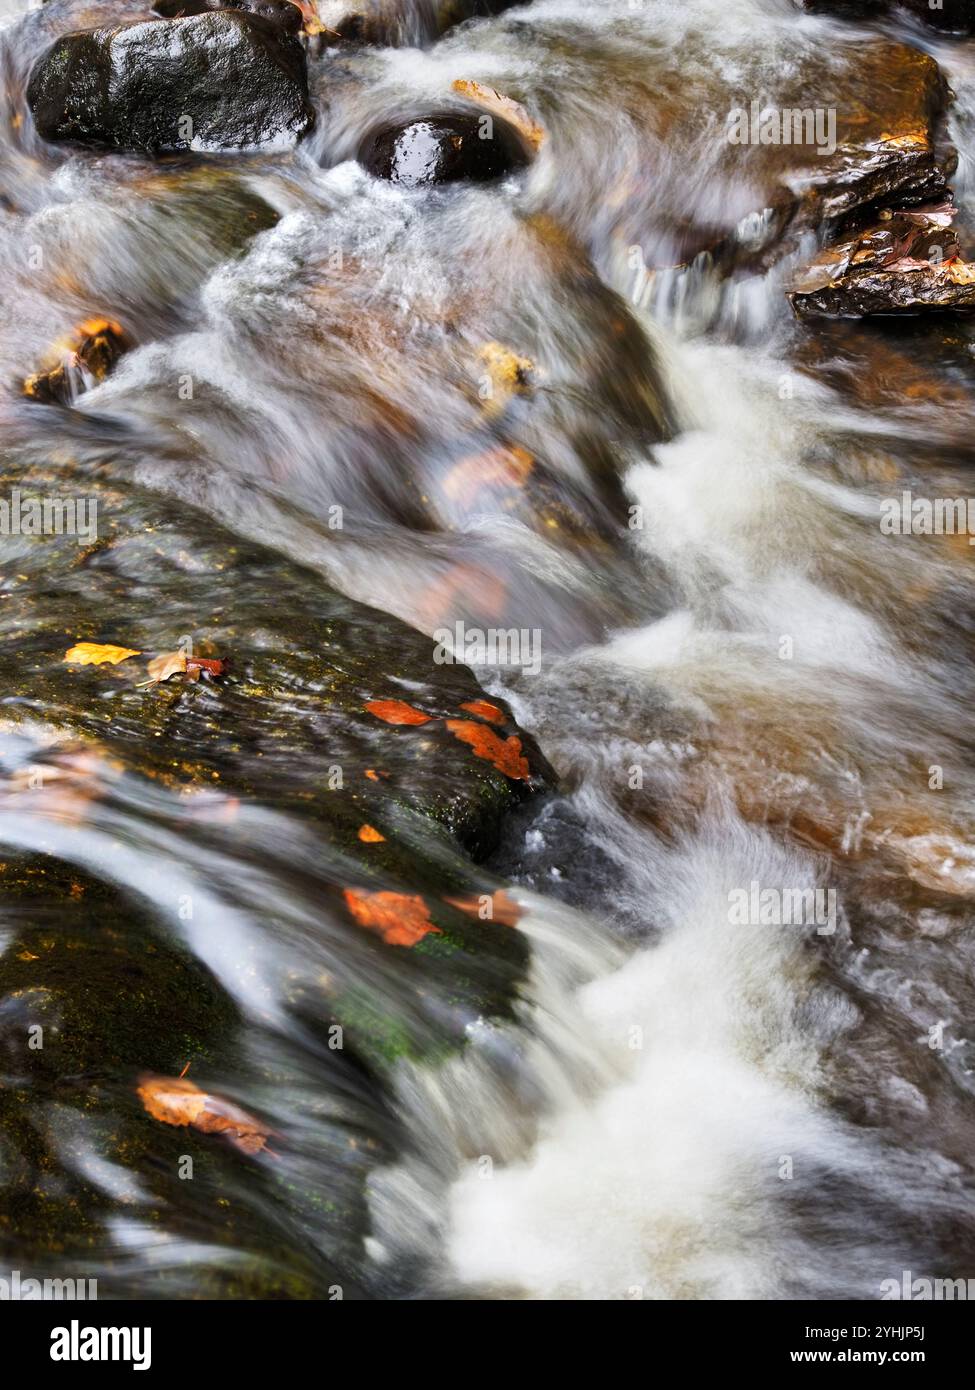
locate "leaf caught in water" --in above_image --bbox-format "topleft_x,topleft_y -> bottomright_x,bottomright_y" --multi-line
146,651 -> 187,683
136,1074 -> 271,1155
343,888 -> 442,947
146,652 -> 225,685
187,657 -> 225,678
63,642 -> 141,666
364,699 -> 433,725
357,824 -> 386,842
442,445 -> 534,508
445,719 -> 531,780
444,889 -> 523,926
459,699 -> 505,724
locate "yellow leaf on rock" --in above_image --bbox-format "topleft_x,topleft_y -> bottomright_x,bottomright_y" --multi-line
63,642 -> 141,666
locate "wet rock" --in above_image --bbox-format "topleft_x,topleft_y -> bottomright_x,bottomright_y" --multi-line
798,0 -> 974,36
22,318 -> 131,405
0,462 -> 553,864
788,203 -> 975,318
616,40 -> 955,285
359,113 -> 531,188
27,12 -> 314,155
152,0 -> 303,34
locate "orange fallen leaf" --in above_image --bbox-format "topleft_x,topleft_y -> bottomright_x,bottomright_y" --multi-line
459,699 -> 504,724
187,657 -> 225,678
444,889 -> 523,926
414,563 -> 508,630
364,699 -> 433,725
442,445 -> 534,508
445,719 -> 531,780
64,642 -> 141,666
358,823 -> 386,842
136,1074 -> 270,1155
343,889 -> 442,947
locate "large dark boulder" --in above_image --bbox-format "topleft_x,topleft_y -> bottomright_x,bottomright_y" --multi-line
27,12 -> 314,155
359,113 -> 531,188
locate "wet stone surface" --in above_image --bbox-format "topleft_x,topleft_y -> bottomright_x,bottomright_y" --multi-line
27,12 -> 315,154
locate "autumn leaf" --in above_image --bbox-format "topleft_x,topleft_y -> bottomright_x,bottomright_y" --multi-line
357,824 -> 386,843
343,888 -> 441,947
452,80 -> 546,152
364,699 -> 433,725
445,719 -> 531,780
292,0 -> 324,34
188,657 -> 225,678
146,651 -> 187,683
146,652 -> 225,685
459,699 -> 504,724
136,1074 -> 271,1155
444,889 -> 523,926
442,445 -> 534,508
64,642 -> 141,666
414,563 -> 508,630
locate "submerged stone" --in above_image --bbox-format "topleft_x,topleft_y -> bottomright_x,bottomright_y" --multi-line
23,318 -> 131,405
359,113 -> 531,188
27,12 -> 315,155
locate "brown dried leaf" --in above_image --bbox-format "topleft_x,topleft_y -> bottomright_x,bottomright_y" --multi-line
146,651 -> 187,683
136,1074 -> 270,1155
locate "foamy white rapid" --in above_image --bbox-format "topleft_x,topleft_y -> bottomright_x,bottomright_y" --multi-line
369,313 -> 975,1298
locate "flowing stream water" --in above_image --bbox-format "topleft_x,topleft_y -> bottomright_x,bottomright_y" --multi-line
1,0 -> 974,1300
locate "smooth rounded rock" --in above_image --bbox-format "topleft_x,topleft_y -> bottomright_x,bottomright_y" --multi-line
358,113 -> 531,188
27,12 -> 314,155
